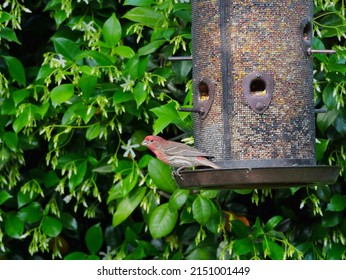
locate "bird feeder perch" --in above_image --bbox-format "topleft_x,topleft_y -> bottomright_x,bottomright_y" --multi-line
173,0 -> 339,189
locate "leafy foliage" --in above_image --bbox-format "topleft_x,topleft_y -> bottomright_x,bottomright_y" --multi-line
0,0 -> 345,260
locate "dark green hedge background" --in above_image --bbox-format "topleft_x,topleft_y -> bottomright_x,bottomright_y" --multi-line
0,0 -> 346,259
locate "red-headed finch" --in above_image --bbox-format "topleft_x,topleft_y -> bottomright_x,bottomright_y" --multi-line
141,135 -> 221,177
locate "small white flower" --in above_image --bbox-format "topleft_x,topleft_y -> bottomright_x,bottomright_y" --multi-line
299,200 -> 305,209
63,195 -> 72,204
121,139 -> 140,158
120,75 -> 135,92
50,54 -> 67,68
82,21 -> 96,32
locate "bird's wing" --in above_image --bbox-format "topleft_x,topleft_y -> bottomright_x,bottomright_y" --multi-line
164,141 -> 213,158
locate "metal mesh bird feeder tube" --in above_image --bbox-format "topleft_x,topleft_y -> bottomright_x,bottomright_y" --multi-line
172,0 -> 340,189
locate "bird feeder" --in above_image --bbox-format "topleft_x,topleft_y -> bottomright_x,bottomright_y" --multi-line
172,0 -> 339,189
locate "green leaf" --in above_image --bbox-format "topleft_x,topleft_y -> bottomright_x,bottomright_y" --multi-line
13,89 -> 30,106
327,243 -> 346,260
3,132 -> 18,151
68,160 -> 87,190
180,207 -> 195,225
17,191 -> 38,208
123,7 -> 166,28
61,212 -> 78,231
263,239 -> 284,260
62,102 -> 84,125
64,252 -> 88,260
36,65 -> 55,81
316,138 -> 329,161
130,130 -> 147,151
322,83 -> 337,110
138,40 -> 166,56
52,37 -> 81,61
200,190 -> 219,199
53,10 -> 68,27
79,73 -> 97,100
173,5 -> 192,22
57,153 -> 85,168
172,60 -> 192,83
4,213 -> 24,239
43,171 -> 60,188
149,203 -> 178,239
51,84 -> 74,106
87,255 -> 100,260
123,55 -> 139,78
113,90 -> 134,104
36,102 -> 50,118
150,101 -> 190,135
0,11 -> 14,23
108,172 -> 139,201
77,50 -> 115,66
42,216 -> 63,237
296,242 -> 313,255
205,201 -> 221,234
264,215 -> 283,231
138,154 -> 153,168
322,212 -> 343,227
92,164 -> 114,174
317,109 -> 338,134
12,110 -> 29,133
102,13 -> 122,47
192,196 -> 212,225
17,202 -> 43,223
43,0 -> 63,11
0,27 -> 21,44
335,112 -> 346,136
316,185 -> 331,202
112,187 -> 147,227
1,98 -> 15,115
3,56 -> 26,86
125,227 -> 137,242
233,238 -> 253,256
137,56 -> 149,79
86,123 -> 101,141
319,14 -> 346,38
85,223 -> 104,254
326,194 -> 346,212
169,189 -> 190,211
133,82 -> 148,108
82,106 -> 96,124
114,46 -> 135,58
0,190 -> 12,206
327,62 -> 346,74
186,247 -> 211,260
231,219 -> 250,238
312,37 -> 328,64
124,0 -> 155,6
148,158 -> 178,193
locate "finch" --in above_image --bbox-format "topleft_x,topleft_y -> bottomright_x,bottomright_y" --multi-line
141,135 -> 221,177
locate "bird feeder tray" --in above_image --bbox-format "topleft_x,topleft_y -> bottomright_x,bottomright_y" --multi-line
174,166 -> 340,190
173,0 -> 339,189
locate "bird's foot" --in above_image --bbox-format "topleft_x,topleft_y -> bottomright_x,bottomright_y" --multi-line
246,167 -> 252,174
172,169 -> 184,181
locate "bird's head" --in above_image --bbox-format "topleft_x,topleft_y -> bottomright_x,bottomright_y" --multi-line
141,135 -> 164,150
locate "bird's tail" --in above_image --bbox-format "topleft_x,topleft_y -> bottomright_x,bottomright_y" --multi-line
204,159 -> 222,169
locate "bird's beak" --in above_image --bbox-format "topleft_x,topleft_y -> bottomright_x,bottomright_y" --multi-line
141,139 -> 148,147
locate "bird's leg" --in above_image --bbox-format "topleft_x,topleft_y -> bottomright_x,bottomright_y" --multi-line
171,166 -> 185,180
